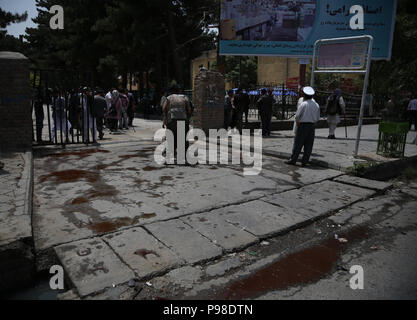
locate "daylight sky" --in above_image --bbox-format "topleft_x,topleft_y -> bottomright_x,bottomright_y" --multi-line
0,0 -> 38,37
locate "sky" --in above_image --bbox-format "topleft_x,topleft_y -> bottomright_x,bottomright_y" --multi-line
0,0 -> 38,37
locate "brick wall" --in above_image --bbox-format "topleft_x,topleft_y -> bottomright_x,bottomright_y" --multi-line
192,69 -> 225,134
0,52 -> 32,151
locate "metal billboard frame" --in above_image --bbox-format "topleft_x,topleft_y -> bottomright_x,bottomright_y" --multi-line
311,35 -> 374,157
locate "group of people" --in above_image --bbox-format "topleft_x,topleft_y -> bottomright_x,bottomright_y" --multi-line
224,87 -> 251,134
34,87 -> 136,144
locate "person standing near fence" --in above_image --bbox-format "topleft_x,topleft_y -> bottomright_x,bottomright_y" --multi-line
119,89 -> 129,130
34,86 -> 44,143
257,89 -> 274,137
241,88 -> 251,124
408,94 -> 417,131
325,88 -> 346,139
231,87 -> 245,134
127,89 -> 136,127
107,90 -> 122,133
92,89 -> 107,140
285,87 -> 320,167
51,88 -> 71,143
224,89 -> 234,130
81,87 -> 97,143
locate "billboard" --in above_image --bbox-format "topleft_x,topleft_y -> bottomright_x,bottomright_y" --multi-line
220,0 -> 397,60
317,40 -> 368,69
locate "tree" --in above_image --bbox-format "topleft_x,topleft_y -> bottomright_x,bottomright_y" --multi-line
213,56 -> 258,88
25,0 -> 217,91
0,8 -> 28,29
0,8 -> 28,51
369,0 -> 417,107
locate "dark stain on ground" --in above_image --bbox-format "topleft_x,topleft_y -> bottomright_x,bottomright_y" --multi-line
119,153 -> 150,160
39,170 -> 100,184
93,164 -> 109,171
71,197 -> 88,205
210,226 -> 370,300
88,213 -> 157,233
72,189 -> 119,205
47,149 -> 110,159
87,188 -> 119,199
134,249 -> 160,259
143,166 -> 161,172
160,176 -> 173,182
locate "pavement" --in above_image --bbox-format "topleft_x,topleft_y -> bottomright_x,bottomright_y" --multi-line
2,117 -> 417,299
0,151 -> 33,248
0,151 -> 34,294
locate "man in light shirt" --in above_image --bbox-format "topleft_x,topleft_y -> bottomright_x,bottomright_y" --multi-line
285,86 -> 320,167
408,95 -> 417,131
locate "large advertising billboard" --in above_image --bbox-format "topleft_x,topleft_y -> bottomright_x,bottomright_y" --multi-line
220,0 -> 397,60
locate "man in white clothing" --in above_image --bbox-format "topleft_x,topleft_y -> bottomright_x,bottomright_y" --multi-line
285,86 -> 320,167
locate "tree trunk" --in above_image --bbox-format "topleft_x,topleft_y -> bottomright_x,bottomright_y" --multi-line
167,9 -> 183,85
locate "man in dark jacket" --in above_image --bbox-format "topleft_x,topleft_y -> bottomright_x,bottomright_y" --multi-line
241,88 -> 251,124
224,89 -> 234,130
92,89 -> 107,140
34,86 -> 45,143
231,87 -> 245,134
257,89 -> 274,137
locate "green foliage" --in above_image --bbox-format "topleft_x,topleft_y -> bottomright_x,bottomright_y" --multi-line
0,8 -> 28,29
213,56 -> 258,88
346,161 -> 378,177
0,8 -> 28,52
24,0 -> 218,89
370,0 -> 417,103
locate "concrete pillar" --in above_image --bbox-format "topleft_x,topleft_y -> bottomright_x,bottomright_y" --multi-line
0,52 -> 32,151
192,69 -> 225,134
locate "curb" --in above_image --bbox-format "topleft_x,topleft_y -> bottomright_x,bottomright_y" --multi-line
0,151 -> 36,295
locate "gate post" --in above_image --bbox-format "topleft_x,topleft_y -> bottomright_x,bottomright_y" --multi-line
192,69 -> 225,135
0,52 -> 32,151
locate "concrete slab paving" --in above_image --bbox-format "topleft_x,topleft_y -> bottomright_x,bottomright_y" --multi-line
333,175 -> 393,191
260,157 -> 343,185
102,227 -> 183,280
205,256 -> 243,277
145,219 -> 223,264
181,212 -> 259,252
33,143 -> 291,251
264,180 -> 376,220
55,237 -> 135,297
150,266 -> 204,291
208,200 -> 309,238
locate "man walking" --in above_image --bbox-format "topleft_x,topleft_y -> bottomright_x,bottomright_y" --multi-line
285,86 -> 320,167
326,88 -> 346,139
162,84 -> 192,162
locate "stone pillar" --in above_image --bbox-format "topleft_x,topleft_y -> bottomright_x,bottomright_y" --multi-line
0,52 -> 32,151
192,69 -> 225,134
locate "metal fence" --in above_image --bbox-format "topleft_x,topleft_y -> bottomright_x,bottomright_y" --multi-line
31,69 -> 98,147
